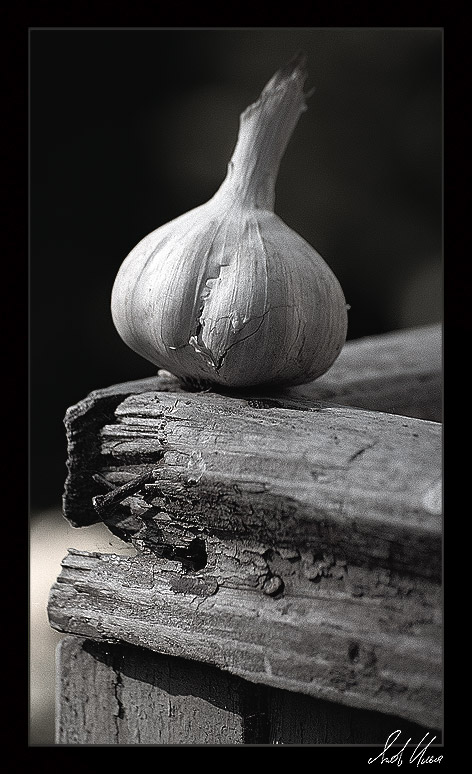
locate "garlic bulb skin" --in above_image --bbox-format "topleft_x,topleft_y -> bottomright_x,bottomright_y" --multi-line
111,54 -> 348,388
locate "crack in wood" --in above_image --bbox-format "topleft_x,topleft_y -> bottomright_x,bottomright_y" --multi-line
112,659 -> 125,742
49,546 -> 442,728
348,440 -> 379,463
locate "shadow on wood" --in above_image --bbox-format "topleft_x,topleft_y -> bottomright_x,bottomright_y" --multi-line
56,637 -> 442,746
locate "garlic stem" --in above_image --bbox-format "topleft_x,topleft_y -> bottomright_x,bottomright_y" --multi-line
218,52 -> 309,210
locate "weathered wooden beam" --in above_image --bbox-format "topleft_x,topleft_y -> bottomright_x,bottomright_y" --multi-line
56,636 -> 267,745
49,544 -> 441,729
56,636 -> 440,745
62,323 -> 441,530
62,386 -> 441,579
288,323 -> 441,421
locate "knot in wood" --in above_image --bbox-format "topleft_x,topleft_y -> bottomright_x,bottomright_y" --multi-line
262,575 -> 284,596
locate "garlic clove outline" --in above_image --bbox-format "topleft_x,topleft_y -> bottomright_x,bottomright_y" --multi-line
111,53 -> 348,388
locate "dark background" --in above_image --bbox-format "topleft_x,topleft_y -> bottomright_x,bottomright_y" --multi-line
30,28 -> 442,510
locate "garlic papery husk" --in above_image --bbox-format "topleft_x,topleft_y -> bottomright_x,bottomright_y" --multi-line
111,53 -> 348,388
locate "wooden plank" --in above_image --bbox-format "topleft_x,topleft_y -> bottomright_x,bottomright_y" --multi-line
56,636 -> 268,745
288,323 -> 441,422
62,323 -> 441,529
267,688 -> 441,745
63,388 -> 441,579
55,636 -> 440,746
48,547 -> 441,729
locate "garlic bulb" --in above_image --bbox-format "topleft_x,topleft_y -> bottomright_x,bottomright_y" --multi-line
111,53 -> 348,388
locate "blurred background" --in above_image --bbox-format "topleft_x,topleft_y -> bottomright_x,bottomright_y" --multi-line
29,28 -> 442,744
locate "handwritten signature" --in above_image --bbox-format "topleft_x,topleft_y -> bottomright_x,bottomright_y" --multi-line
368,730 -> 443,766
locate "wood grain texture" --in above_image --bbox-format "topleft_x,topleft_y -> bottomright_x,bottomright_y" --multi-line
288,323 -> 441,422
266,688 -> 441,745
56,636 -> 267,745
63,323 -> 441,531
63,386 -> 441,580
55,636 -> 440,746
48,546 -> 441,729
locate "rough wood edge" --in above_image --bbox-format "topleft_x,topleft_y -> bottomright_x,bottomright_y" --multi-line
63,385 -> 441,583
48,548 -> 442,730
63,324 -> 441,530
